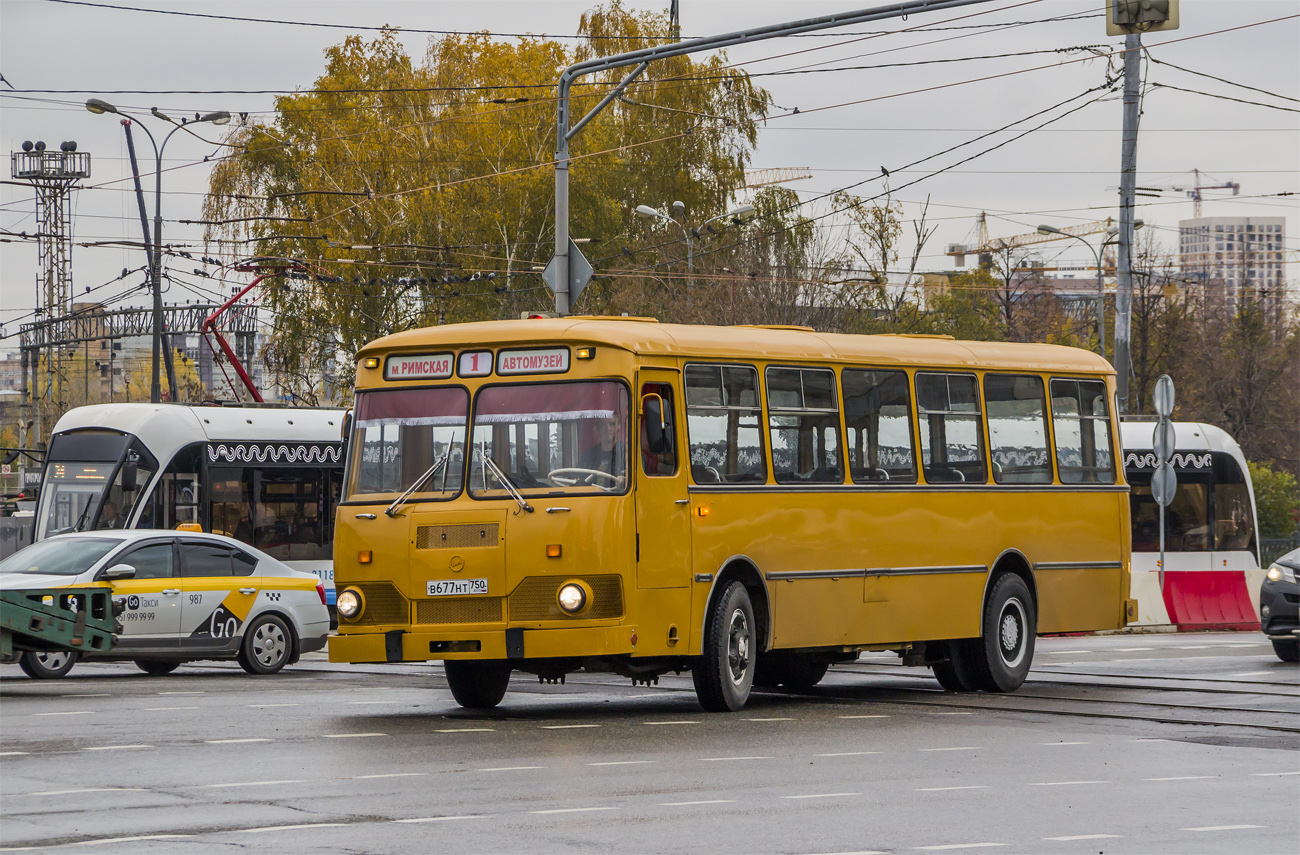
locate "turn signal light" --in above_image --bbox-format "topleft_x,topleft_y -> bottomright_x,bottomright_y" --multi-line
358,550 -> 373,564
546,544 -> 562,558
362,357 -> 379,369
576,347 -> 595,360
697,506 -> 710,517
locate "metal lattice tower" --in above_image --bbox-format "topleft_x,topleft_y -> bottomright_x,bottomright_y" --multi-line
11,143 -> 91,320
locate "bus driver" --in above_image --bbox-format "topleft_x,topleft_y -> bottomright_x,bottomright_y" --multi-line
577,416 -> 626,488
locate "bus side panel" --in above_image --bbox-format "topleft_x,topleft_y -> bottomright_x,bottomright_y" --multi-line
1035,492 -> 1128,633
1036,567 -> 1124,632
857,573 -> 985,646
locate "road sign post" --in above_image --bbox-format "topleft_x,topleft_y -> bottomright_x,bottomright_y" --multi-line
1152,374 -> 1176,583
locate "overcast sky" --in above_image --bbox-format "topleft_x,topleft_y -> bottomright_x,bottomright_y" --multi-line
2,0 -> 1297,341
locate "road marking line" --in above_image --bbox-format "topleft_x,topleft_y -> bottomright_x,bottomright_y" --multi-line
1183,825 -> 1266,832
34,711 -> 93,716
659,800 -> 737,806
1230,671 -> 1271,677
72,834 -> 194,846
478,766 -> 544,772
1030,781 -> 1109,786
1043,650 -> 1089,654
206,738 -> 272,744
644,720 -> 699,725
1040,742 -> 1089,746
1145,776 -> 1216,781
202,780 -> 307,789
916,786 -> 988,792
83,745 -> 152,751
920,747 -> 979,752
393,815 -> 490,823
698,756 -> 772,762
352,773 -> 429,779
436,728 -> 495,733
238,823 -> 347,834
1043,835 -> 1119,841
839,715 -> 890,719
747,717 -> 796,721
782,792 -> 861,799
1251,771 -> 1300,776
158,691 -> 204,695
817,751 -> 882,757
539,724 -> 601,729
1115,647 -> 1153,651
144,706 -> 198,711
60,693 -> 111,698
246,703 -> 301,708
1174,645 -> 1211,649
0,752 -> 29,756
588,760 -> 655,766
530,807 -> 617,814
915,844 -> 1006,851
322,732 -> 386,738
22,788 -> 145,797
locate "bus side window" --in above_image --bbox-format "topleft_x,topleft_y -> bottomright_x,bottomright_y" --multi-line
684,364 -> 766,485
1050,379 -> 1116,484
915,373 -> 987,484
640,383 -> 678,476
843,368 -> 916,484
984,374 -> 1052,484
766,367 -> 843,485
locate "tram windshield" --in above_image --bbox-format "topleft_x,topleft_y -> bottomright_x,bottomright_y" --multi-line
36,460 -> 155,538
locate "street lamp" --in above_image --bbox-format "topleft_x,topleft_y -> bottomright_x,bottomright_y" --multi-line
634,202 -> 758,293
1038,220 -> 1143,357
86,98 -> 231,403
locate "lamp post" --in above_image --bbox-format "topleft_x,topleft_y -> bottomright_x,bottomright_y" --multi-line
1037,221 -> 1142,358
86,98 -> 230,403
634,202 -> 756,293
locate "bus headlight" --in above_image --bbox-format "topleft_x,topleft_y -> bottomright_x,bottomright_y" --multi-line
337,588 -> 364,620
557,582 -> 588,614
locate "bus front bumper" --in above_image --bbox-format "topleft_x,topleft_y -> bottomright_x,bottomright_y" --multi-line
329,625 -> 638,663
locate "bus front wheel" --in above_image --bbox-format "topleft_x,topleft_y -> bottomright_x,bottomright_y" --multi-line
971,574 -> 1036,693
693,581 -> 756,712
444,660 -> 512,709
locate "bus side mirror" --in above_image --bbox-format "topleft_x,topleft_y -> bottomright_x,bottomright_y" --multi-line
102,563 -> 136,580
643,395 -> 672,455
341,408 -> 353,443
121,457 -> 138,492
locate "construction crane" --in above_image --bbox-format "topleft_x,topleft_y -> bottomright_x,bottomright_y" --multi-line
945,212 -> 1115,267
743,167 -> 812,189
1133,169 -> 1239,217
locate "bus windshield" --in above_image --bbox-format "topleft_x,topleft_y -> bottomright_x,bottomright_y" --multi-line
346,387 -> 468,500
469,381 -> 629,496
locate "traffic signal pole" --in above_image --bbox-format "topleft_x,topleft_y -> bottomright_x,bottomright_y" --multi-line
551,0 -> 997,316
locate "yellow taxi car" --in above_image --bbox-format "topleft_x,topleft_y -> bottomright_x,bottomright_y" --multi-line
1,531 -> 330,678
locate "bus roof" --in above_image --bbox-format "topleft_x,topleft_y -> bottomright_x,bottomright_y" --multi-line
359,318 -> 1114,375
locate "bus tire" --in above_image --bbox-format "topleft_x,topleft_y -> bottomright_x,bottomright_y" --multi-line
1272,638 -> 1299,663
18,650 -> 78,679
931,641 -> 981,692
134,660 -> 180,676
443,660 -> 512,709
971,574 -> 1036,693
237,614 -> 293,675
693,581 -> 756,712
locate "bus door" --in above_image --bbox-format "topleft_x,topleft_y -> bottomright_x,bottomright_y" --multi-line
635,369 -> 691,589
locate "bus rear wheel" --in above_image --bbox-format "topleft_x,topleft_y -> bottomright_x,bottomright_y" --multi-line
693,581 -> 756,712
755,651 -> 830,691
969,574 -> 1036,693
443,660 -> 512,709
931,641 -> 983,692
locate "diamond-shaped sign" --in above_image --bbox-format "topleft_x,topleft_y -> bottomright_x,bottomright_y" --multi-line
542,239 -> 593,304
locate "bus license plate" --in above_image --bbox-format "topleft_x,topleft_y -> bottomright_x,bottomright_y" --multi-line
427,579 -> 488,596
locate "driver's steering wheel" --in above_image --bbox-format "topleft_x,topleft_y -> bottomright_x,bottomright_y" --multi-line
548,467 -> 622,488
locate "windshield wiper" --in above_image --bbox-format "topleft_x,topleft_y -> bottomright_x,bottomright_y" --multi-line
71,500 -> 96,533
476,443 -> 534,514
385,451 -> 450,518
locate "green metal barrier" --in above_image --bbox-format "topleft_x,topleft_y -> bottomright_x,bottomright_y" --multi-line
0,588 -> 121,663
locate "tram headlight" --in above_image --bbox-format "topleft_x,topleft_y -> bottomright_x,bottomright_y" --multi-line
557,582 -> 588,614
337,588 -> 364,620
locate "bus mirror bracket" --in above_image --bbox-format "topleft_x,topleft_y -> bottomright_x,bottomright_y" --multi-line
642,393 -> 671,455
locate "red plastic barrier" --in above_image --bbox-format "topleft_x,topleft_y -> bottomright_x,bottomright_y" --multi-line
1161,571 -> 1258,631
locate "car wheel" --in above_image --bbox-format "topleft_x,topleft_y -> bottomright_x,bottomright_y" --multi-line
237,614 -> 293,675
692,581 -> 756,712
969,574 -> 1036,693
443,660 -> 512,709
1272,638 -> 1299,663
134,660 -> 180,676
18,650 -> 78,680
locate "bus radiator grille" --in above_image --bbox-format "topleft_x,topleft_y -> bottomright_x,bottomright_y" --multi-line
350,582 -> 409,626
416,524 -> 501,550
415,597 -> 504,625
508,575 -> 624,621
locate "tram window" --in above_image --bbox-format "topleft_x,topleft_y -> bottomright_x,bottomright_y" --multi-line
138,444 -> 201,530
1129,470 -> 1211,551
766,367 -> 843,485
984,374 -> 1052,484
209,466 -> 335,561
640,382 -> 678,476
1212,453 -> 1257,553
685,364 -> 766,485
843,369 -> 916,484
915,373 -> 987,484
1050,379 -> 1115,484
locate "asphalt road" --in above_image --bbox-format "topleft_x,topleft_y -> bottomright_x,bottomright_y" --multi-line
2,632 -> 1297,854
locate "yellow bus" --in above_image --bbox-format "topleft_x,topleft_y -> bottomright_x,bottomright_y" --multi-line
329,318 -> 1133,711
